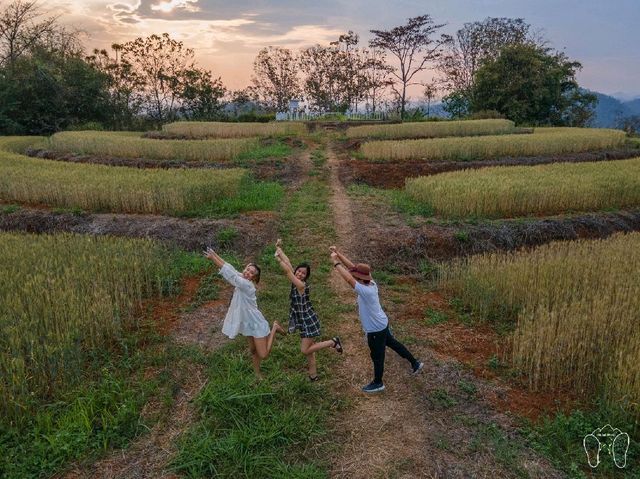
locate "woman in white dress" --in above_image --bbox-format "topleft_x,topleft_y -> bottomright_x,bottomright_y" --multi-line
205,247 -> 284,377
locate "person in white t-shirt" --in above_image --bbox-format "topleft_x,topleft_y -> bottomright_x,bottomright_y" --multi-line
205,247 -> 285,378
330,246 -> 424,393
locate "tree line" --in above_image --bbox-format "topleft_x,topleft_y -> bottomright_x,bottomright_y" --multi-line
0,0 -> 599,135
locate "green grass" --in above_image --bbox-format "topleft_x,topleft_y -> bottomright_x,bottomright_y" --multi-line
0,250 -> 211,478
180,176 -> 284,218
234,141 -> 293,164
424,308 -> 448,326
526,406 -> 639,478
172,152 -> 341,477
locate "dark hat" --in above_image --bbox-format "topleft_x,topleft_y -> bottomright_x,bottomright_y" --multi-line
349,263 -> 372,281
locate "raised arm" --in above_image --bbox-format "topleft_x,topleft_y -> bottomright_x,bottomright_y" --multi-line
329,245 -> 355,269
204,247 -> 225,268
275,245 -> 305,293
331,251 -> 356,288
205,248 -> 253,291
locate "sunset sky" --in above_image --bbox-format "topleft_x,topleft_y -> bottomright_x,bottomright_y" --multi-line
48,0 -> 640,99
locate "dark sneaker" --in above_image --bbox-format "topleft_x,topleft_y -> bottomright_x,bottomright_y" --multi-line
412,361 -> 424,375
361,381 -> 385,393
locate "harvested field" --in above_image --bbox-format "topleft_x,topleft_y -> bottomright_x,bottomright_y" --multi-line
361,127 -> 627,161
346,118 -> 516,140
406,158 -> 640,218
47,131 -> 257,162
0,207 -> 278,254
161,121 -> 306,138
340,149 -> 640,188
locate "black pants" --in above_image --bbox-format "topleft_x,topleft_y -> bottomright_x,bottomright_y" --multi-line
367,325 -> 417,384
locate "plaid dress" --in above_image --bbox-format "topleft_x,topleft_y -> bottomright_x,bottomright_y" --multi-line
288,283 -> 321,338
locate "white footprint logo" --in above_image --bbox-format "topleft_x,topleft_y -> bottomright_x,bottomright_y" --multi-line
583,424 -> 630,469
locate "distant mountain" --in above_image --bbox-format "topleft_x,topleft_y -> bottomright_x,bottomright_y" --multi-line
611,92 -> 640,102
625,98 -> 640,115
591,92 -> 629,128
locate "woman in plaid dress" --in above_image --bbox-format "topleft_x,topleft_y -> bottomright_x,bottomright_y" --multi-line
275,240 -> 343,381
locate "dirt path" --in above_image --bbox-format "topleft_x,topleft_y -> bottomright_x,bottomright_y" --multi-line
325,143 -> 564,479
61,285 -> 232,479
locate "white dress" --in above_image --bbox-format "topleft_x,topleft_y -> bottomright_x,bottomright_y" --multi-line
219,263 -> 271,339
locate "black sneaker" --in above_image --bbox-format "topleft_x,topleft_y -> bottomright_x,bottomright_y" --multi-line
411,361 -> 424,374
361,381 -> 385,393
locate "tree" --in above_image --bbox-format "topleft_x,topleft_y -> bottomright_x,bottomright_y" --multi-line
470,44 -> 596,126
179,68 -> 226,120
360,47 -> 392,113
251,46 -> 301,112
0,47 -> 111,134
422,82 -> 437,117
615,115 -> 640,136
118,33 -> 202,123
438,17 -> 542,117
298,44 -> 347,112
370,15 -> 449,118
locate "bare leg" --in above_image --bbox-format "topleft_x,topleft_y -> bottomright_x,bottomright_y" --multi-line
247,337 -> 262,377
301,338 -> 337,355
253,321 -> 284,360
301,338 -> 341,378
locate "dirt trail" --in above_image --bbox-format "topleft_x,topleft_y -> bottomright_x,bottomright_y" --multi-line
61,286 -> 232,479
325,143 -> 564,479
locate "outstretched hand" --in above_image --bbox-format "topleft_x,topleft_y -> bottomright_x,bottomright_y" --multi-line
329,245 -> 337,253
204,247 -> 217,260
330,252 -> 339,262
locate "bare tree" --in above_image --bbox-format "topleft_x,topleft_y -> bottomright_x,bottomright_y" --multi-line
359,47 -> 393,113
370,15 -> 449,118
0,0 -> 80,66
422,82 -> 438,117
251,46 -> 301,112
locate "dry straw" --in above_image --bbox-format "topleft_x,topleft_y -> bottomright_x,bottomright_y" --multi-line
162,121 -> 306,138
0,232 -> 172,422
439,232 -> 640,415
347,119 -> 516,140
405,157 -> 640,218
47,131 -> 257,162
0,137 -> 245,214
361,127 -> 627,161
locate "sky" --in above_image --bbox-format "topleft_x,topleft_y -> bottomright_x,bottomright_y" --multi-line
47,0 -> 640,99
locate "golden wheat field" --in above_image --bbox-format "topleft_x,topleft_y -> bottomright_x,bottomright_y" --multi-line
0,137 -> 245,214
347,119 -> 516,140
405,157 -> 640,218
47,131 -> 258,162
361,127 -> 627,161
0,232 -> 172,421
439,232 -> 640,414
162,121 -> 306,138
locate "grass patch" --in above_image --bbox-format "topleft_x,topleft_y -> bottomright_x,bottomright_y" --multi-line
424,308 -> 448,327
181,176 -> 284,218
0,247 -> 211,477
234,140 -> 293,164
429,388 -> 458,409
0,204 -> 20,214
526,406 -> 639,478
173,154 -> 341,476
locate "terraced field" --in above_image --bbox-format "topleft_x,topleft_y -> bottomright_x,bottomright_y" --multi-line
1,121 -> 638,479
